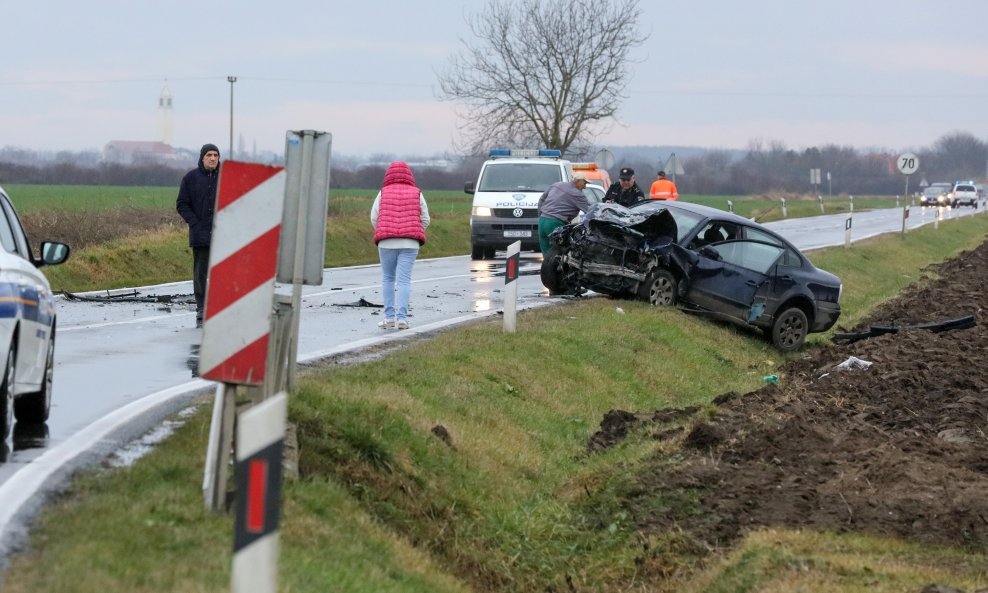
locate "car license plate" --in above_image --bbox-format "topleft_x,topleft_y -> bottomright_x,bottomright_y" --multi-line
504,230 -> 531,238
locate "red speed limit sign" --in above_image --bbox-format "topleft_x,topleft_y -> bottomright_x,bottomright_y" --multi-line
897,152 -> 919,175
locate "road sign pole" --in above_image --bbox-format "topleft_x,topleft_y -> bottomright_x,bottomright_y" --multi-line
286,133 -> 314,391
279,130 -> 333,391
204,383 -> 237,512
232,393 -> 287,593
503,241 -> 520,333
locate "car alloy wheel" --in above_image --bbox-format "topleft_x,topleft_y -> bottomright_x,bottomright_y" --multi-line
771,306 -> 808,352
639,268 -> 678,306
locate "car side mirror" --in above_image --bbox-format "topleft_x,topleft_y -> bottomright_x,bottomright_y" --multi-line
39,241 -> 70,267
699,245 -> 721,261
464,181 -> 475,195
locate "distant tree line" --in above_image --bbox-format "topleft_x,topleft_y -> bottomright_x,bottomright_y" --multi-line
613,132 -> 986,197
1,132 -> 983,196
0,161 -> 185,187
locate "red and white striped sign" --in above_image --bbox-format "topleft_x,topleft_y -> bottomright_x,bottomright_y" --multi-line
200,161 -> 286,385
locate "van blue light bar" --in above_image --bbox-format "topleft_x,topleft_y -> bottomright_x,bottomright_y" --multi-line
488,149 -> 562,158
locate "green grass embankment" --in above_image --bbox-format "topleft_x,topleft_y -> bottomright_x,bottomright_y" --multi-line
2,212 -> 986,592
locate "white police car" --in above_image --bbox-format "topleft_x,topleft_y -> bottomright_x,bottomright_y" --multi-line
0,185 -> 70,439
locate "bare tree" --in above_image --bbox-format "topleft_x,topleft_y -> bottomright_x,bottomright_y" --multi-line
438,0 -> 647,155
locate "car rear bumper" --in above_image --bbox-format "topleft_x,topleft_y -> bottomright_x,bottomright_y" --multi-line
813,302 -> 841,332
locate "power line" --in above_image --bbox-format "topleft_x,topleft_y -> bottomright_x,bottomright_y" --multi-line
0,76 -> 221,86
630,88 -> 988,99
0,75 -> 433,89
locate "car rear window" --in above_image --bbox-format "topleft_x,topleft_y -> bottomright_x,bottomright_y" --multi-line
956,185 -> 975,192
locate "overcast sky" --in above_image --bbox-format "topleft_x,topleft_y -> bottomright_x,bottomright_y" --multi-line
3,0 -> 986,159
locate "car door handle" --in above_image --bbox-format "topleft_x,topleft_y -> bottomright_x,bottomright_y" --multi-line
778,274 -> 794,282
746,280 -> 760,287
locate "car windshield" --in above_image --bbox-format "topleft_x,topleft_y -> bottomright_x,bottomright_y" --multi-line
629,202 -> 706,243
583,185 -> 604,204
924,187 -> 945,196
478,163 -> 563,192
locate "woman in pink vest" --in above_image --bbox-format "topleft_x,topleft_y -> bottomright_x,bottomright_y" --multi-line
371,162 -> 431,330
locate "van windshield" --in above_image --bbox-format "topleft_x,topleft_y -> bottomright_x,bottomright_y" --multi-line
478,163 -> 564,192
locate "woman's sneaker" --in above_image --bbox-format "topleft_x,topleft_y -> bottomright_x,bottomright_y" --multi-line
396,320 -> 410,330
378,319 -> 396,329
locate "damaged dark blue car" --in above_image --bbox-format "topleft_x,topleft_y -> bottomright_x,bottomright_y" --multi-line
541,201 -> 843,351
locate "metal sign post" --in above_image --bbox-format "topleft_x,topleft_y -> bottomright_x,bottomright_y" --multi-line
203,383 -> 236,511
503,241 -> 520,333
279,130 -> 332,390
897,152 -> 919,208
664,153 -> 685,183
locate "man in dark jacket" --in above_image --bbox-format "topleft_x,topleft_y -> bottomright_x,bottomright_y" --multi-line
176,143 -> 220,328
603,167 -> 646,207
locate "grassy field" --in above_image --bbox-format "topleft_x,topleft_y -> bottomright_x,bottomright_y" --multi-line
1,206 -> 986,592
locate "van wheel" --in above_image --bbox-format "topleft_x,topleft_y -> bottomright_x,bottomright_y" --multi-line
471,244 -> 485,260
485,247 -> 497,259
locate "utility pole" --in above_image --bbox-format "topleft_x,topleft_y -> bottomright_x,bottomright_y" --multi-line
227,76 -> 238,160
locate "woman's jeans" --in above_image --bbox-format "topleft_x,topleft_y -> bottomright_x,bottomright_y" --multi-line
378,247 -> 419,322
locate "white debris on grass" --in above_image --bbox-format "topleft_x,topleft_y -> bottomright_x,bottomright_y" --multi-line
836,356 -> 874,371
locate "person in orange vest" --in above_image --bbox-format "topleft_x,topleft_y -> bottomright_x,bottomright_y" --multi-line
649,170 -> 679,200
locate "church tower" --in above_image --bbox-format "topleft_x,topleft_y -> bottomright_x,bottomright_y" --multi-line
158,82 -> 174,146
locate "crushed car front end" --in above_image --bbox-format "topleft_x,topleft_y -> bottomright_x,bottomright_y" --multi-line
543,203 -> 679,297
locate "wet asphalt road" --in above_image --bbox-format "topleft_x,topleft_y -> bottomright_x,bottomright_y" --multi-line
0,202 -> 981,553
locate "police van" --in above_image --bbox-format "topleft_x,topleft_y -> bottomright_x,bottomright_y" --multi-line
465,149 -> 573,260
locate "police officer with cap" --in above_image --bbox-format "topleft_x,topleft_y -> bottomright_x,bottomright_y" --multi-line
604,167 -> 645,207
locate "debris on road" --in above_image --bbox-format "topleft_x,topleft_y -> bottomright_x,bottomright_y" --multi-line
831,315 -> 975,345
